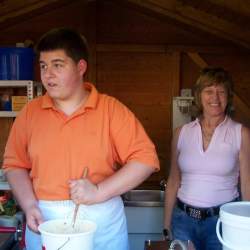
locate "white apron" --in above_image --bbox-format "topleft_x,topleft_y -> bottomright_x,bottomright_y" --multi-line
25,196 -> 129,250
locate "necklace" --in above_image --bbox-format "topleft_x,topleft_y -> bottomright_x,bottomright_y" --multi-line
201,126 -> 215,143
202,130 -> 213,141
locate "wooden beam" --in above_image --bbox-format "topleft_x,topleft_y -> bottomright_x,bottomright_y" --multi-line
126,0 -> 250,49
97,44 -> 247,54
233,94 -> 250,127
0,0 -> 65,23
97,44 -> 166,53
187,52 -> 207,68
0,0 -> 91,30
207,0 -> 250,17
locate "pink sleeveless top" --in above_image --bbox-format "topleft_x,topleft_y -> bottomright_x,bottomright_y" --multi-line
177,116 -> 241,207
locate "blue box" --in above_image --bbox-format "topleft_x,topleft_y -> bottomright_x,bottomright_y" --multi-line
0,47 -> 34,80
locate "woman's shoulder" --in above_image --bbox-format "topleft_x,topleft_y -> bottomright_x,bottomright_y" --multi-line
226,116 -> 242,127
224,117 -> 243,138
174,120 -> 198,146
180,119 -> 199,132
173,120 -> 199,141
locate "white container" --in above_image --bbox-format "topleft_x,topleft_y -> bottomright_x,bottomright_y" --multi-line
38,219 -> 97,250
216,201 -> 250,250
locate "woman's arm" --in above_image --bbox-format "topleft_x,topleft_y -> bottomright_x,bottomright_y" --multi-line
239,125 -> 250,200
164,127 -> 182,229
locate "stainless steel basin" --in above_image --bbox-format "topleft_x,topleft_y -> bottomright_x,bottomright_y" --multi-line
122,189 -> 164,207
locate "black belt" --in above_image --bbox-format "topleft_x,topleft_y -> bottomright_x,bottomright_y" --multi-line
177,199 -> 221,220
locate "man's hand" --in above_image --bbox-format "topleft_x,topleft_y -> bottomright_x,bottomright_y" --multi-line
69,179 -> 100,205
5,169 -> 43,232
25,204 -> 44,232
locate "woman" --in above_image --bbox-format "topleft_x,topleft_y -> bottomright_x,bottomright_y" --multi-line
164,67 -> 250,250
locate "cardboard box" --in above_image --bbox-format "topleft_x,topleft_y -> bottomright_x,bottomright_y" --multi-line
11,96 -> 28,111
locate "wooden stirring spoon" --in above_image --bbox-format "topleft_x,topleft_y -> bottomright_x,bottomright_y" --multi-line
72,167 -> 88,228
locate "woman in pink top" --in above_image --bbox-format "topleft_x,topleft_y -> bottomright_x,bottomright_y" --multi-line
164,67 -> 250,250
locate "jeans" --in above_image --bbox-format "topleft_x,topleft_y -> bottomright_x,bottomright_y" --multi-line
171,207 -> 222,250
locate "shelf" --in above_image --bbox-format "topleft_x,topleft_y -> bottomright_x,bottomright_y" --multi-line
0,80 -> 43,117
173,96 -> 194,100
0,111 -> 18,117
0,80 -> 33,87
0,182 -> 10,190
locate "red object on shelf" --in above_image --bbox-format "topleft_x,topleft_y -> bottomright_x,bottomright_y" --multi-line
0,226 -> 16,233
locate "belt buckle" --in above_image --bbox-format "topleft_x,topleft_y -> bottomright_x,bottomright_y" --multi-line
188,207 -> 202,220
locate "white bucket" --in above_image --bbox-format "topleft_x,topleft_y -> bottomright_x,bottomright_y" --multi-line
216,201 -> 250,250
38,219 -> 97,250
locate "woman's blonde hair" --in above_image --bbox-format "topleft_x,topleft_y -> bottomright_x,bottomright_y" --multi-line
193,67 -> 234,115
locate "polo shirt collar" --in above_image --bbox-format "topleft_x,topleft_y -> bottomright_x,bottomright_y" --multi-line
84,82 -> 98,109
41,82 -> 99,110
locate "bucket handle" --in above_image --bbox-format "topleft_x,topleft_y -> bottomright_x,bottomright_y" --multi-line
216,218 -> 237,250
57,237 -> 70,250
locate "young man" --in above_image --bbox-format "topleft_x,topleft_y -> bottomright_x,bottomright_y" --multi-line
3,27 -> 159,250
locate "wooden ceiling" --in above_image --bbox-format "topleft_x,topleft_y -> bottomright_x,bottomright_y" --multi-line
122,0 -> 250,49
0,0 -> 72,29
1,0 -> 250,49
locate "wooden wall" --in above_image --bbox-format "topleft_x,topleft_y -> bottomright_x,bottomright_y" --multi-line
0,0 -> 250,188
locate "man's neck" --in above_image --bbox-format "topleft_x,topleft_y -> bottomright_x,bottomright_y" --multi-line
54,88 -> 90,116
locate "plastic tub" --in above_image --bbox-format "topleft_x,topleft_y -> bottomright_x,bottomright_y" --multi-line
216,201 -> 250,250
0,47 -> 34,80
38,219 -> 97,250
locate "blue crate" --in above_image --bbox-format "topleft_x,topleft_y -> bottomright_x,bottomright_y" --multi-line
0,47 -> 34,80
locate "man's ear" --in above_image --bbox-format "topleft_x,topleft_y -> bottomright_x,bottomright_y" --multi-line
78,59 -> 87,76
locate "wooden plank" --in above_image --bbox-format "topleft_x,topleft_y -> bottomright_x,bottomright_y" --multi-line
167,45 -> 247,54
130,106 -> 170,129
97,52 -> 171,87
170,51 -> 181,97
97,81 -> 170,93
85,1 -> 97,84
166,51 -> 181,132
0,118 -> 13,164
104,92 -> 170,106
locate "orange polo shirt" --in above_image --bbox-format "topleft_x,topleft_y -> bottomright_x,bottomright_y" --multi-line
3,83 -> 159,200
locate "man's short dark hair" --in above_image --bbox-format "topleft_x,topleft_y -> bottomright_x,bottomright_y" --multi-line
35,27 -> 89,63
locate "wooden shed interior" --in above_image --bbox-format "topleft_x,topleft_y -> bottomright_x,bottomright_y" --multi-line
0,0 -> 250,188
